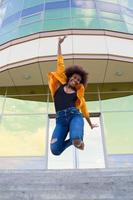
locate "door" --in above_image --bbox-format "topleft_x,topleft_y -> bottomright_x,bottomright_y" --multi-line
47,113 -> 105,169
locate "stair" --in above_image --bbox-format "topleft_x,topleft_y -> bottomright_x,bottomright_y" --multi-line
0,168 -> 133,200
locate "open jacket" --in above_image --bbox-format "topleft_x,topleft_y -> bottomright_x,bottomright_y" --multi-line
48,55 -> 90,118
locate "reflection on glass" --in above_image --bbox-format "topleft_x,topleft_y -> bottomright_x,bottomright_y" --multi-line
20,13 -> 42,26
45,0 -> 65,2
18,20 -> 43,37
78,117 -> 105,168
48,118 -> 74,169
44,18 -> 71,31
45,8 -> 70,19
45,0 -> 69,9
101,94 -> 133,111
0,115 -> 46,156
4,0 -> 23,17
48,101 -> 55,113
100,11 -> 121,20
4,96 -> 48,114
1,21 -> 17,34
71,0 -> 95,9
0,1 -> 7,28
72,17 -> 100,29
99,0 -> 118,4
0,29 -> 17,44
126,23 -> 133,33
0,95 -> 4,113
123,14 -> 133,24
71,8 -> 97,17
85,93 -> 100,112
97,0 -> 121,14
108,154 -> 133,168
1,0 -> 133,45
23,0 -> 44,9
120,0 -> 133,8
103,112 -> 133,154
100,18 -> 127,32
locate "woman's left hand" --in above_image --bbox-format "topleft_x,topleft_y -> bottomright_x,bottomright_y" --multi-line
90,123 -> 99,129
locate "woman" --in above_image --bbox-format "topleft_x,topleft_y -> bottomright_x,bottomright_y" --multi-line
48,36 -> 98,156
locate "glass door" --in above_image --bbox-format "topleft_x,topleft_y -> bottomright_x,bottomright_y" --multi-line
47,113 -> 106,169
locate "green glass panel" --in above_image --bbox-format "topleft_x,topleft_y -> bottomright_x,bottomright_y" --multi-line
0,114 -> 47,156
100,18 -> 128,32
0,96 -> 4,113
0,21 -> 18,43
0,29 -> 17,44
20,13 -> 42,25
23,0 -> 44,9
78,117 -> 105,168
123,15 -> 133,25
126,23 -> 133,34
85,93 -> 100,112
101,94 -> 133,111
4,96 -> 48,114
48,101 -> 55,113
4,0 -> 23,17
45,0 -> 63,2
0,21 -> 18,34
72,17 -> 100,29
45,8 -> 70,19
71,8 -> 97,18
44,18 -> 71,31
120,0 -> 133,8
103,112 -> 133,154
0,2 -> 7,26
99,0 -> 118,3
18,21 -> 43,37
100,11 -> 121,20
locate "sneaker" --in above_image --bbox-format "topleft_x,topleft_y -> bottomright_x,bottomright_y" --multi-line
73,139 -> 84,150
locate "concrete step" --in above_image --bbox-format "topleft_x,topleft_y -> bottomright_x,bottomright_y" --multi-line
0,168 -> 133,200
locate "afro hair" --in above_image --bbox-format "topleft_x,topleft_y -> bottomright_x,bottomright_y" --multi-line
65,65 -> 88,87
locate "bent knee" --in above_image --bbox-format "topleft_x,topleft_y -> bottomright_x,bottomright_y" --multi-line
50,138 -> 61,156
50,145 -> 61,156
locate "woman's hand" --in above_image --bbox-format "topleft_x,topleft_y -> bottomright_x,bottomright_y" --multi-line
58,36 -> 67,55
58,36 -> 67,45
85,117 -> 99,129
90,123 -> 99,129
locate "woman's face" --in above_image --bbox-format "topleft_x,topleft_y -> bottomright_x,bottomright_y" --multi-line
68,73 -> 82,88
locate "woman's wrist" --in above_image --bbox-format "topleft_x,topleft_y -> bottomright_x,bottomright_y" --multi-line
58,41 -> 62,46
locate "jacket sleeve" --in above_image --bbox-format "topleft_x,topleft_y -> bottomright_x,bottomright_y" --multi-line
56,55 -> 65,74
80,98 -> 90,118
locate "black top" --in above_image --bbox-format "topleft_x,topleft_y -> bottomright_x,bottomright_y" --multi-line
54,85 -> 77,112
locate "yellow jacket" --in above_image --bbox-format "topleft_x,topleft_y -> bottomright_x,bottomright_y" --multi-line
48,55 -> 89,118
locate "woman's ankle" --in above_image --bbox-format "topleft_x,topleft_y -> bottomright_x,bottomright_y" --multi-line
73,139 -> 84,150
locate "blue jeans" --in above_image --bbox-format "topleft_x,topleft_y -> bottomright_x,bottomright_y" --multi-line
50,107 -> 84,155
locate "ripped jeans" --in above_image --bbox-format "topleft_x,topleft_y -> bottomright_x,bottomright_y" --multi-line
50,107 -> 84,156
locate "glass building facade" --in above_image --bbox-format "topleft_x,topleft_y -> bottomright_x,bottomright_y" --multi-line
0,87 -> 133,169
0,0 -> 133,45
0,0 -> 133,169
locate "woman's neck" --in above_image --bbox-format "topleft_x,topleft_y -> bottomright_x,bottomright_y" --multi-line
64,84 -> 76,93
